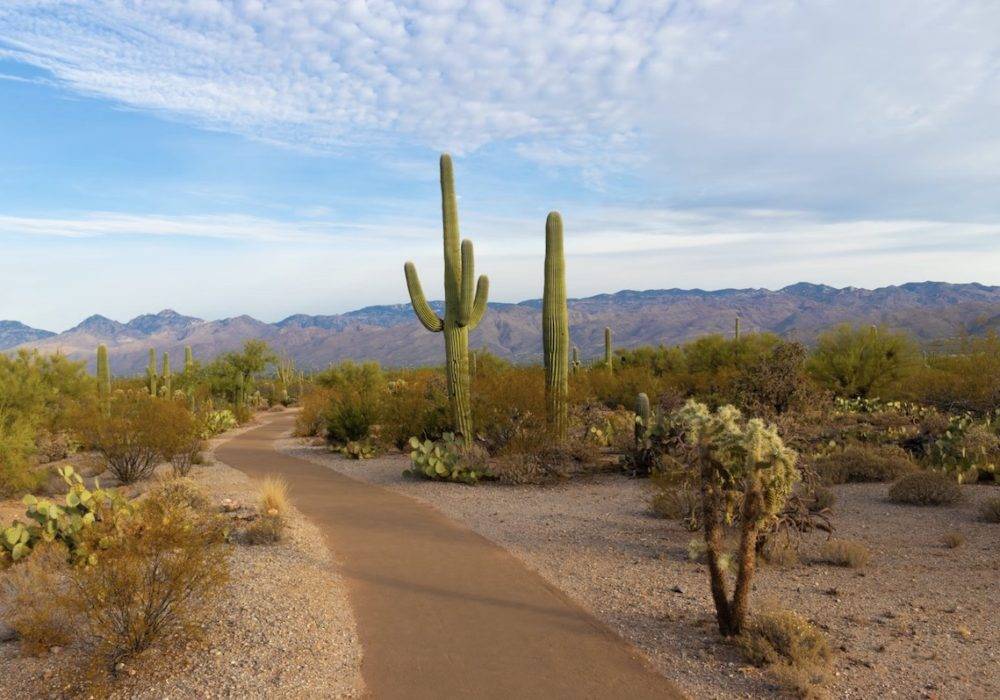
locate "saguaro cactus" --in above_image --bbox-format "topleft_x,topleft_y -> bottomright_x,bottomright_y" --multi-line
147,348 -> 158,396
543,212 -> 569,440
184,346 -> 195,373
635,392 -> 650,442
604,326 -> 613,372
571,345 -> 581,374
96,345 -> 111,403
161,352 -> 172,397
403,154 -> 489,446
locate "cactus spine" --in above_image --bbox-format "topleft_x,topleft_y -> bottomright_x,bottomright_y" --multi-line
604,326 -> 613,372
734,316 -> 741,341
96,344 -> 111,403
161,352 -> 172,397
543,212 -> 569,441
403,154 -> 489,446
147,348 -> 158,396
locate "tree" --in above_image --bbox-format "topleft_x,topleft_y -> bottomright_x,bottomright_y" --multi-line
807,324 -> 916,398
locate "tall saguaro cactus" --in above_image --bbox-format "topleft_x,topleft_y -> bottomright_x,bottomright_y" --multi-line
543,212 -> 569,440
403,154 -> 489,446
161,352 -> 172,397
604,326 -> 613,372
147,348 -> 158,396
96,344 -> 111,403
184,346 -> 195,373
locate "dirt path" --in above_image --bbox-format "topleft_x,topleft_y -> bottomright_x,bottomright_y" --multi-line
216,413 -> 683,700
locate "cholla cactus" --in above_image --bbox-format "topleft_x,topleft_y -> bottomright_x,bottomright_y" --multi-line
543,212 -> 569,440
96,344 -> 111,403
671,400 -> 799,636
147,348 -> 158,396
403,154 -> 489,446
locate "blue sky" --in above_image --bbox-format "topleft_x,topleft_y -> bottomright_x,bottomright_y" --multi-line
1,1 -> 999,331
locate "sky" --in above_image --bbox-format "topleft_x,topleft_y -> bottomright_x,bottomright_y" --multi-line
0,0 -> 999,331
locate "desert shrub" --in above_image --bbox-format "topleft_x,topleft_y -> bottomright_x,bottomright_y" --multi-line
148,477 -> 210,511
380,373 -> 451,449
586,365 -> 662,410
979,495 -> 1000,523
738,609 -> 832,698
150,399 -> 203,477
734,340 -> 814,416
807,324 -> 917,398
404,433 -> 492,484
317,363 -> 385,446
942,531 -> 966,548
888,471 -> 963,506
817,539 -> 871,568
75,391 -> 171,484
339,439 -> 379,459
0,413 -> 44,498
670,401 -> 800,636
240,515 -> 284,545
0,540 -> 74,654
814,443 -> 917,484
294,387 -> 332,437
471,365 -> 548,454
68,487 -> 229,668
649,486 -> 700,526
200,409 -> 238,437
761,539 -> 800,568
899,334 -> 1000,413
492,441 -> 601,485
809,487 -> 837,512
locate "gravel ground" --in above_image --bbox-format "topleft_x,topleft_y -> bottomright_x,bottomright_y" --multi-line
0,419 -> 363,699
282,438 -> 999,700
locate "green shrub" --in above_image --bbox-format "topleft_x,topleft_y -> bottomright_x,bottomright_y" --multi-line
738,609 -> 832,698
814,443 -> 917,484
380,373 -> 451,449
888,471 -> 963,506
817,538 -> 871,568
69,486 -> 229,668
323,390 -> 380,445
807,323 -> 917,398
75,391 -> 171,484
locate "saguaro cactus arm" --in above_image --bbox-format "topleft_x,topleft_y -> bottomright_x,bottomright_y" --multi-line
404,262 -> 444,332
467,274 -> 490,328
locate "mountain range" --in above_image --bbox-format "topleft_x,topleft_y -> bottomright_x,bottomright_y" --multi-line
6,282 -> 1000,374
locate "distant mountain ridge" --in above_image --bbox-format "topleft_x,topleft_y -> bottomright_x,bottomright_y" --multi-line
9,282 -> 1000,374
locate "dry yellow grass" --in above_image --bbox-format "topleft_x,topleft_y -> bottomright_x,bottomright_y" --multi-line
818,539 -> 871,569
258,476 -> 290,518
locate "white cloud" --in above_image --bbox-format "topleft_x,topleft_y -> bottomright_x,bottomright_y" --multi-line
1,1 -> 994,213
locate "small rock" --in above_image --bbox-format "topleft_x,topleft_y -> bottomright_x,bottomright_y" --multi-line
671,585 -> 684,594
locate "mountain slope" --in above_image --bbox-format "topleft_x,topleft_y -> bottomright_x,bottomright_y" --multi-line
0,320 -> 55,350
13,282 -> 1000,373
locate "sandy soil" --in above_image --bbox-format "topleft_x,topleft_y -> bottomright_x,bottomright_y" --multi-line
282,438 -> 1000,700
0,419 -> 363,699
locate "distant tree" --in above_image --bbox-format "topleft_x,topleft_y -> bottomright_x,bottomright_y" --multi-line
807,324 -> 916,398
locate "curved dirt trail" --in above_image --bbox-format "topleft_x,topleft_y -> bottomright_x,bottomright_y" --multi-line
216,413 -> 684,700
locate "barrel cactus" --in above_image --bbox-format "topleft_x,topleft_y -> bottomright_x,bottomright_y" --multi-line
543,212 -> 569,441
403,154 -> 489,446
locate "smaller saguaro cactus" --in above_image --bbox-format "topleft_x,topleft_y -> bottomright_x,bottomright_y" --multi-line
571,345 -> 581,374
184,345 -> 195,373
635,392 -> 651,442
734,317 -> 741,341
96,344 -> 111,403
147,348 -> 158,396
543,211 -> 569,440
604,326 -> 613,372
275,356 -> 295,403
161,352 -> 172,397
